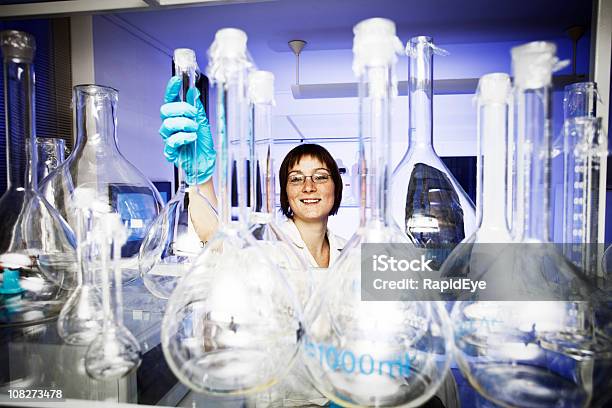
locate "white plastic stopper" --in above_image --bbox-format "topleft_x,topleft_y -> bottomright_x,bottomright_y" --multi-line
511,41 -> 563,89
248,70 -> 275,105
477,73 -> 511,104
352,18 -> 403,76
173,48 -> 197,71
210,28 -> 247,61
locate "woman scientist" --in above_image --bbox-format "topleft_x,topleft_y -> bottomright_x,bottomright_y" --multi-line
159,76 -> 458,407
159,76 -> 345,267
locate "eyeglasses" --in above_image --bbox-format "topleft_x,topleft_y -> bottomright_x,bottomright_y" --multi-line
288,171 -> 331,186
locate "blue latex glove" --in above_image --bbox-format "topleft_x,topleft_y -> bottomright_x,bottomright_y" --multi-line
159,76 -> 216,185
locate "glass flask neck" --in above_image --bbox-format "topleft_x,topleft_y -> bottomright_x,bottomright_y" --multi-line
98,218 -> 125,328
477,101 -> 511,238
251,103 -> 274,215
408,39 -> 434,149
515,84 -> 552,242
563,82 -> 597,119
359,64 -> 394,225
175,59 -> 198,191
3,52 -> 37,191
216,66 -> 250,227
74,85 -> 121,155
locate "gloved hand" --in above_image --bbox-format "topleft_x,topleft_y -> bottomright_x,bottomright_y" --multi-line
159,76 -> 216,185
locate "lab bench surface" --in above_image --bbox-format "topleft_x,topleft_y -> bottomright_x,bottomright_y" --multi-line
0,279 -> 189,406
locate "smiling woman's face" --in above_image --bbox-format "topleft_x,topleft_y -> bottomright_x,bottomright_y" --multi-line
286,155 -> 335,223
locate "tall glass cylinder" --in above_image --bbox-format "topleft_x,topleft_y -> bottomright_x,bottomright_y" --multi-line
561,82 -> 607,277
139,48 -> 204,299
391,36 -> 476,268
0,30 -> 76,327
41,85 -> 163,284
161,28 -> 302,395
302,19 -> 452,407
247,70 -> 311,305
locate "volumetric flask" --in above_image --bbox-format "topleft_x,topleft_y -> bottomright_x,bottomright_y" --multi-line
0,30 -> 77,327
161,28 -> 302,395
139,48 -> 209,299
303,19 -> 453,407
247,70 -> 312,306
391,36 -> 476,268
85,211 -> 141,380
40,84 -> 163,284
57,188 -> 105,345
445,42 -> 610,408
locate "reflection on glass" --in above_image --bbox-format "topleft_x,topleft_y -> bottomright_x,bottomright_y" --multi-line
391,35 -> 476,268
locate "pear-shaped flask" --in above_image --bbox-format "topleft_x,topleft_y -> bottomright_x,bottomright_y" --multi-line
302,19 -> 453,407
391,36 -> 476,268
0,30 -> 76,327
139,48 -> 212,299
161,28 -> 303,395
443,42 -> 611,408
40,84 -> 163,284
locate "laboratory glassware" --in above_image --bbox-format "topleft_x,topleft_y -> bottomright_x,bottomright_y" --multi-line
139,48 -> 208,299
391,36 -> 476,267
57,188 -> 105,345
36,137 -> 67,182
552,82 -> 599,158
0,30 -> 77,327
561,82 -> 607,276
302,19 -> 453,407
85,211 -> 141,380
247,70 -> 312,306
247,70 -> 315,407
40,84 -> 163,284
161,28 -> 303,395
446,42 -> 608,408
439,73 -> 514,282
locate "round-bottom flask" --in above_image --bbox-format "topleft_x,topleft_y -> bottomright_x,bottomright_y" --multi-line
162,228 -> 302,394
303,19 -> 453,407
304,222 -> 452,407
161,28 -> 303,396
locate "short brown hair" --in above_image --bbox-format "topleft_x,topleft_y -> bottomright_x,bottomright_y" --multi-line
278,144 -> 343,218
